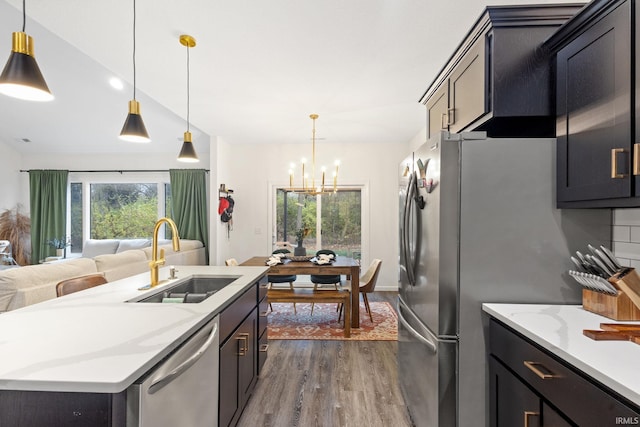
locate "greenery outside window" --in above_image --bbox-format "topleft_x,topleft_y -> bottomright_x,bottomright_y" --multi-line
69,174 -> 171,254
275,189 -> 362,258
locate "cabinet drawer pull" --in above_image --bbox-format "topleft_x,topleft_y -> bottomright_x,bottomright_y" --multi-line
523,360 -> 559,379
634,143 -> 640,175
236,333 -> 249,356
440,112 -> 448,129
259,344 -> 269,353
611,148 -> 628,178
523,411 -> 539,427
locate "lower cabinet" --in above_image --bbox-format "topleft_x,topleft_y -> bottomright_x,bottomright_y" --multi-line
0,390 -> 126,427
219,276 -> 267,427
489,319 -> 640,427
219,309 -> 257,427
490,356 -> 571,427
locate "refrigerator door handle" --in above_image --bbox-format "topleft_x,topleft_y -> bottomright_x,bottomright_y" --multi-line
404,173 -> 418,286
398,302 -> 437,354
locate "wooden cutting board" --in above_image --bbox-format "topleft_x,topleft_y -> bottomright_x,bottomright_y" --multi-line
583,323 -> 640,344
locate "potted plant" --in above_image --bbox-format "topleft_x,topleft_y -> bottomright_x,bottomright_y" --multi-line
47,237 -> 71,258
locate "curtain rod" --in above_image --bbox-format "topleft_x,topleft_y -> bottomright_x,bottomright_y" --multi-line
20,169 -> 210,173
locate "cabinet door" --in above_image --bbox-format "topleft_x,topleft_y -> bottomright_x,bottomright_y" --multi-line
238,308 -> 257,410
490,356 -> 541,427
556,0 -> 631,203
449,34 -> 487,133
426,82 -> 449,139
542,403 -> 573,427
219,332 -> 241,427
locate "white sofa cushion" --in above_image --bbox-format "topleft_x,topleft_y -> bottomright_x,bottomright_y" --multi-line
94,250 -> 149,282
82,239 -> 121,258
116,239 -> 152,253
0,258 -> 98,312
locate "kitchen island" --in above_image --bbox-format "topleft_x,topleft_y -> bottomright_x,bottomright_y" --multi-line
484,304 -> 640,426
0,265 -> 269,426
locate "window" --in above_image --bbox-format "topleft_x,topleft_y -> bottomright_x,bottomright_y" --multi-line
90,183 -> 158,239
275,189 -> 362,258
68,173 -> 170,253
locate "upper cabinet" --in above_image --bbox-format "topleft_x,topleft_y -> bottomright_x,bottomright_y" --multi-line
420,5 -> 583,140
546,0 -> 640,208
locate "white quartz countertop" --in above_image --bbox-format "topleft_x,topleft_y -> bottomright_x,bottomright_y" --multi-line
0,265 -> 268,393
483,303 -> 640,407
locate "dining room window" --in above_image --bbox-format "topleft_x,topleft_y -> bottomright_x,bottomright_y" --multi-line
275,189 -> 362,259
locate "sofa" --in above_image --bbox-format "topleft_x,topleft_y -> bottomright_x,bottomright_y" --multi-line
0,239 -> 206,313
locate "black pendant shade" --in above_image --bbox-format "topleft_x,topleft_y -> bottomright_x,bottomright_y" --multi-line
0,32 -> 53,102
177,131 -> 199,163
120,100 -> 150,142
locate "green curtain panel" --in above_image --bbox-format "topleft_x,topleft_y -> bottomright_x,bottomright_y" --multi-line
29,170 -> 69,264
169,169 -> 209,263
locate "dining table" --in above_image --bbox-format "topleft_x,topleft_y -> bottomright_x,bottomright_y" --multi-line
240,256 -> 362,328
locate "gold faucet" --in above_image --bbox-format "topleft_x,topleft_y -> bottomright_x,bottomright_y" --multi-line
149,217 -> 181,287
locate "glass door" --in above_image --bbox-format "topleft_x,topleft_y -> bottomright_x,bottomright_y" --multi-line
275,189 -> 362,260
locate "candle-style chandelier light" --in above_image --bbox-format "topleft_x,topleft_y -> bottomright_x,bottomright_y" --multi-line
286,114 -> 340,196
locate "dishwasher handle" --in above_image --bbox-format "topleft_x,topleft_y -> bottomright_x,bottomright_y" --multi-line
148,322 -> 219,394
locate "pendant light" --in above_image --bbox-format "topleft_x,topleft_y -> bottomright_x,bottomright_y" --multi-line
177,34 -> 198,163
119,0 -> 150,143
0,0 -> 53,101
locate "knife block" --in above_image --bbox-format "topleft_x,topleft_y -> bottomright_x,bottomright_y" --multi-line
582,267 -> 640,320
582,289 -> 640,321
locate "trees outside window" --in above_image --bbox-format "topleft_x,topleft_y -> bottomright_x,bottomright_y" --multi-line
275,189 -> 361,258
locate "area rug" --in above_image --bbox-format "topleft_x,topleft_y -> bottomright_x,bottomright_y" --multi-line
267,301 -> 398,341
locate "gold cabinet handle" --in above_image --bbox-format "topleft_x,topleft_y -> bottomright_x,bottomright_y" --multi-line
611,148 -> 628,178
523,361 -> 560,379
259,344 -> 269,353
236,333 -> 249,356
634,143 -> 640,175
524,411 -> 539,427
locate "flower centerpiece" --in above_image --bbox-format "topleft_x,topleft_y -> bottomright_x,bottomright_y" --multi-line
294,226 -> 310,256
47,236 -> 71,257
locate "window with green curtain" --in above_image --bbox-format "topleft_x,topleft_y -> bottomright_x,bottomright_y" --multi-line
169,169 -> 209,263
29,170 -> 69,264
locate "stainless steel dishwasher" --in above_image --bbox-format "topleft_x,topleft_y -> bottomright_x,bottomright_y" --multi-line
127,315 -> 219,427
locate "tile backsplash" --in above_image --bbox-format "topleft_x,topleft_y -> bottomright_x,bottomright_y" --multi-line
612,208 -> 640,269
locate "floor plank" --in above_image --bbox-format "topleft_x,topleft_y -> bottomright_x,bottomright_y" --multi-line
237,292 -> 412,427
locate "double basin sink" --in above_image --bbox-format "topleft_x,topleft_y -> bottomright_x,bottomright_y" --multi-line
128,275 -> 240,304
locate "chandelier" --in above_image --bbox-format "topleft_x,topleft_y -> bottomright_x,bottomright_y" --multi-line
286,114 -> 340,195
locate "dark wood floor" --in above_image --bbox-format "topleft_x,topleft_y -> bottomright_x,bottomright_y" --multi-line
237,292 -> 413,427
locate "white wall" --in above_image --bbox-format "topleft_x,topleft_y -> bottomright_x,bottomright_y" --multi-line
216,139 -> 410,290
0,140 -> 23,210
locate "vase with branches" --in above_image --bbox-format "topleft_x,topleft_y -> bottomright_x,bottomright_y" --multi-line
294,226 -> 311,256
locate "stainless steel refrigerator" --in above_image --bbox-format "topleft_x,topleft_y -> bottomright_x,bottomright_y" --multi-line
397,131 -> 611,427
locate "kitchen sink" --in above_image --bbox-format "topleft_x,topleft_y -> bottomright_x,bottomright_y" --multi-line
128,276 -> 240,304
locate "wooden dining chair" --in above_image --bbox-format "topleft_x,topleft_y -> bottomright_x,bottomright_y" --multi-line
56,273 -> 108,297
339,259 -> 382,322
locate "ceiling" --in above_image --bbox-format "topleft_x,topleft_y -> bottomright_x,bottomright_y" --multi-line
0,0 -> 584,155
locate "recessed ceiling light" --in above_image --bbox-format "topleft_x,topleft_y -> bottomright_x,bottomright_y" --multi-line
109,77 -> 124,91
